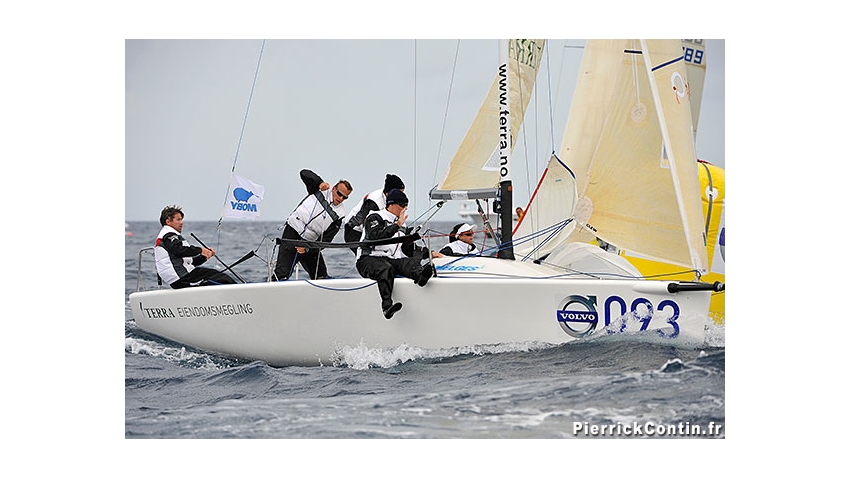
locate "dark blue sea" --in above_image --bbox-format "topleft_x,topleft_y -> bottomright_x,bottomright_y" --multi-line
125,221 -> 725,448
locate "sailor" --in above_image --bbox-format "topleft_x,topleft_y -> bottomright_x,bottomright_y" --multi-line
356,189 -> 444,319
439,223 -> 480,256
154,205 -> 237,288
342,173 -> 405,254
274,169 -> 353,280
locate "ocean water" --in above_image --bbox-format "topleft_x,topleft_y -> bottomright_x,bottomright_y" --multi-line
125,220 -> 725,441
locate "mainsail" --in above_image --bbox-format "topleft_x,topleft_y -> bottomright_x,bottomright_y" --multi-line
558,39 -> 709,273
430,39 -> 545,200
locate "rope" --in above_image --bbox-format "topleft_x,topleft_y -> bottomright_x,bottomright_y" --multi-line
211,39 -> 267,252
413,40 -> 417,220
217,39 -> 266,232
431,40 -> 461,193
545,41 -> 556,158
301,279 -> 376,292
699,160 -> 715,242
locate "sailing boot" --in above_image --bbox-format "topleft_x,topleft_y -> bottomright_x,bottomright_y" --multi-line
383,302 -> 403,320
416,263 -> 434,287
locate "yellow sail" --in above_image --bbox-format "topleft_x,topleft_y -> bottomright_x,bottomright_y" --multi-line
626,161 -> 725,324
431,39 -> 545,199
559,40 -> 626,196
559,39 -> 723,324
643,38 -> 708,273
561,39 -> 707,271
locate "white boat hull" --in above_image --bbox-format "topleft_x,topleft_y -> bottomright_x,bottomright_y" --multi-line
130,257 -> 713,366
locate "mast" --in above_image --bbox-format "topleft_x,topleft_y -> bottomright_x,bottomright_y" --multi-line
496,39 -> 514,260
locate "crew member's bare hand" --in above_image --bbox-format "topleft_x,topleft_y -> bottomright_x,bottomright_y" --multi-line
296,247 -> 307,254
202,247 -> 216,259
397,207 -> 408,226
319,182 -> 330,191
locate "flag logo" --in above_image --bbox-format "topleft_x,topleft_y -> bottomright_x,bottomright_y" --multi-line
225,174 -> 265,220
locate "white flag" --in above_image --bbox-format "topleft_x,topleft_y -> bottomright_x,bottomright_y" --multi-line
224,174 -> 265,220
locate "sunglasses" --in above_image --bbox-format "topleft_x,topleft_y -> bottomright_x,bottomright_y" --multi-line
335,188 -> 349,200
460,232 -> 474,236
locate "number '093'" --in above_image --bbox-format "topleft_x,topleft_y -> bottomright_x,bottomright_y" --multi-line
603,296 -> 681,338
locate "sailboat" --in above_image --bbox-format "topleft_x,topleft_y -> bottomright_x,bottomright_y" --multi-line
129,39 -> 723,367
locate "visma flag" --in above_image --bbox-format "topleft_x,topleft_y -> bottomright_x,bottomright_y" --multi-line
224,174 -> 265,220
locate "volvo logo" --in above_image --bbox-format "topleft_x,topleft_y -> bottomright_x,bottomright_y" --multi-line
556,295 -> 599,338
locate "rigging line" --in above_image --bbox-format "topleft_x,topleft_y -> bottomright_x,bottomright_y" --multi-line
530,44 -> 539,196
432,40 -> 461,191
517,220 -> 572,262
551,41 -> 568,129
231,39 -> 266,174
413,40 -> 418,220
304,280 -> 376,292
410,202 -> 445,244
218,39 -> 267,229
498,218 -> 574,257
409,200 -> 442,224
544,40 -> 556,158
699,161 -> 714,243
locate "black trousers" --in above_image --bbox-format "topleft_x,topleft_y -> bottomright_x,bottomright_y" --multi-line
171,267 -> 237,289
356,255 -> 424,310
274,223 -> 328,280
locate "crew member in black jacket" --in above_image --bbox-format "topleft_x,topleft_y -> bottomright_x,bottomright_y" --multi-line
154,205 -> 236,288
356,189 -> 443,319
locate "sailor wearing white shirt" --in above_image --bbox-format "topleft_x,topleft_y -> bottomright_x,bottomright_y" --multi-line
274,169 -> 353,280
439,223 -> 480,256
155,205 -> 236,288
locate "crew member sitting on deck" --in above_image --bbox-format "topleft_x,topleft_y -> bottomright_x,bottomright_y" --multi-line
356,189 -> 444,319
439,223 -> 480,256
342,173 -> 405,254
274,169 -> 352,281
155,205 -> 237,289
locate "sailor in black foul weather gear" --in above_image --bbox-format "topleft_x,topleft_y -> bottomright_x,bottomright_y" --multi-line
355,189 -> 443,319
274,169 -> 353,281
155,205 -> 236,289
343,173 -> 405,254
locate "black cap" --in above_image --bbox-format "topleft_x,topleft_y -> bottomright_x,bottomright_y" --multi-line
383,174 -> 405,193
385,189 -> 408,207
